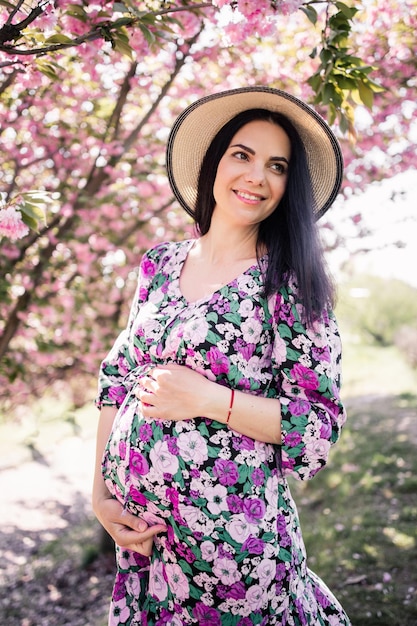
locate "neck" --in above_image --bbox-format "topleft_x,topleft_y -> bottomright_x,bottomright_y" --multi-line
197,216 -> 259,265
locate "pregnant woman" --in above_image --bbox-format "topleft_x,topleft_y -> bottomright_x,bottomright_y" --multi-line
93,87 -> 351,625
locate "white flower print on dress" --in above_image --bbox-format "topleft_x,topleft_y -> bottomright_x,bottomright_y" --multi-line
177,431 -> 208,464
183,315 -> 210,344
256,558 -> 276,587
149,440 -> 179,476
238,298 -> 254,316
241,317 -> 263,343
165,563 -> 190,601
227,513 -> 259,543
205,484 -> 228,514
148,560 -> 168,601
213,557 -> 241,585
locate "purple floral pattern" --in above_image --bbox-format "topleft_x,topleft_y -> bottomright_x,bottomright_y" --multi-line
97,240 -> 350,625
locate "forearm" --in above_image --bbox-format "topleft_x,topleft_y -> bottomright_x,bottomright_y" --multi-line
202,383 -> 282,445
92,405 -> 118,513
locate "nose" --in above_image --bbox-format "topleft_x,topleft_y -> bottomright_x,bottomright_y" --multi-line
244,160 -> 265,186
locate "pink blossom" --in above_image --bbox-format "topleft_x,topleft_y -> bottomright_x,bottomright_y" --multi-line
0,206 -> 29,240
201,540 -> 217,562
256,558 -> 276,586
213,458 -> 239,486
227,514 -> 258,543
305,438 -> 331,463
127,485 -> 147,506
243,497 -> 266,524
192,603 -> 221,626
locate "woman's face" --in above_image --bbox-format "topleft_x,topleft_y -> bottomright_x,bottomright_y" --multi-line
212,119 -> 291,228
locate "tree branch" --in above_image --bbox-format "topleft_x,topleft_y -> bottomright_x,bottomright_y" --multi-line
0,2 -> 214,54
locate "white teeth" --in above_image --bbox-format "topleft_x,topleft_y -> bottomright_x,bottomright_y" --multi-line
238,191 -> 261,201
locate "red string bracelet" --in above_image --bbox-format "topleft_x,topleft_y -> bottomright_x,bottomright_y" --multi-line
226,389 -> 235,424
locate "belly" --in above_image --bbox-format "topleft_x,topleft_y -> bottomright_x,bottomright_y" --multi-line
102,397 -> 280,533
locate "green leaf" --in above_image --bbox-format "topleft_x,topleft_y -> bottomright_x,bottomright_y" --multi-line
34,59 -> 60,81
20,212 -> 38,231
112,17 -> 135,28
322,82 -> 336,105
138,22 -> 156,46
334,1 -> 359,19
65,4 -> 88,22
112,35 -> 134,59
328,102 -> 337,126
45,34 -> 73,44
20,201 -> 47,229
320,48 -> 333,65
113,2 -> 128,12
300,5 -> 318,25
307,73 -> 322,92
358,80 -> 374,108
339,113 -> 350,134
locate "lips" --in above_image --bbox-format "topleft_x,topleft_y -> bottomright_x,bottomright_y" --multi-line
234,190 -> 266,202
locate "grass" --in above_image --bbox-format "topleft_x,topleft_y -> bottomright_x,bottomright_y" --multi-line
289,336 -> 417,625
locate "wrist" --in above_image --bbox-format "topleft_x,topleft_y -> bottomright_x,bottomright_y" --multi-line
201,381 -> 235,425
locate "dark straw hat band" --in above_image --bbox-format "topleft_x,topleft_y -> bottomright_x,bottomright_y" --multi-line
166,86 -> 344,220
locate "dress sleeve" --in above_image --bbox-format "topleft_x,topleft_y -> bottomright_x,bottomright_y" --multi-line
270,279 -> 347,481
95,244 -> 165,410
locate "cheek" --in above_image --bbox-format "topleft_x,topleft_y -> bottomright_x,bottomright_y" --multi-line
271,177 -> 288,200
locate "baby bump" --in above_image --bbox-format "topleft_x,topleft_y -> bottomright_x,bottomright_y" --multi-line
105,406 -> 280,540
102,399 -> 206,524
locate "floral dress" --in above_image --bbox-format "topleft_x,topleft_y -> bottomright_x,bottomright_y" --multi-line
97,239 -> 351,626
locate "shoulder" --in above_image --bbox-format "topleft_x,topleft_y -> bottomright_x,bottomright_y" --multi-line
139,240 -> 192,278
274,274 -> 336,328
142,239 -> 190,264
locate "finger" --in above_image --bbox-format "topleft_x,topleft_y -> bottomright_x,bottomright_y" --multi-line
120,510 -> 164,535
134,386 -> 154,405
117,524 -> 167,548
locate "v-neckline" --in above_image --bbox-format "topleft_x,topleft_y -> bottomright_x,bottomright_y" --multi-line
176,239 -> 264,306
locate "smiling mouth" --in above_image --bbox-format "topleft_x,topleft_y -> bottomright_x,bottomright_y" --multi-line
234,190 -> 266,202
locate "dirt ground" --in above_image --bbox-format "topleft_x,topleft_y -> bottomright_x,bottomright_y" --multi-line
0,427 -> 114,625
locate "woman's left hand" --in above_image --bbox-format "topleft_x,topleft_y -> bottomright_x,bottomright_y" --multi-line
136,363 -> 217,421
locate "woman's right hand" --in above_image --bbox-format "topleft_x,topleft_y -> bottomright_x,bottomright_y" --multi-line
93,490 -> 167,557
93,406 -> 167,557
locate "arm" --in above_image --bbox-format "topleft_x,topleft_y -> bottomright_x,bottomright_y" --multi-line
271,283 -> 347,480
136,363 -> 282,445
93,245 -> 170,554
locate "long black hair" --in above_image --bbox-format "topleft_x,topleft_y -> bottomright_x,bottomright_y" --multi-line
194,108 -> 335,323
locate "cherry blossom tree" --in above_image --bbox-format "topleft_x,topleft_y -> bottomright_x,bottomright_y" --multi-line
0,0 -> 415,408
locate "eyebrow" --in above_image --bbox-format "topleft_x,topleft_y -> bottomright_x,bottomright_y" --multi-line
230,143 -> 289,165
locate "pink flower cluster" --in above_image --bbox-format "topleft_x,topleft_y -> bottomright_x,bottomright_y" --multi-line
0,205 -> 29,241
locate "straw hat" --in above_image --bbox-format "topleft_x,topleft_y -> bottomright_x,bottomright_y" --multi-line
166,86 -> 343,220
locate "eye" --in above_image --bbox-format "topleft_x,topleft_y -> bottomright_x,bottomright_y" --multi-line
270,162 -> 287,175
231,150 -> 250,161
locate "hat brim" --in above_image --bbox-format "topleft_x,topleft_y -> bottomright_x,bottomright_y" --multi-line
166,87 -> 343,220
